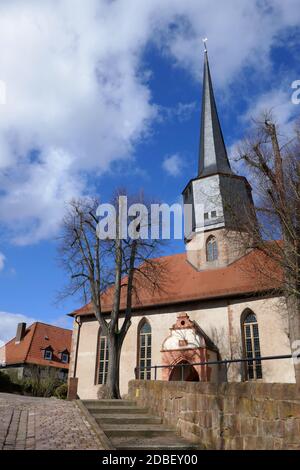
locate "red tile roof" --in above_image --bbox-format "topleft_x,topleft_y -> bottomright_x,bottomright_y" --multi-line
70,248 -> 282,318
0,322 -> 72,369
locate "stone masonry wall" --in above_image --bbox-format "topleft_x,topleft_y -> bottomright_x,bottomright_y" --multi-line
128,380 -> 300,450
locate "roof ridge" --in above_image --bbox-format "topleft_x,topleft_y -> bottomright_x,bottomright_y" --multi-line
1,321 -> 71,348
33,321 -> 72,332
148,251 -> 185,262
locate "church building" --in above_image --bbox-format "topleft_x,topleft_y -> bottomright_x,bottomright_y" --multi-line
68,50 -> 295,399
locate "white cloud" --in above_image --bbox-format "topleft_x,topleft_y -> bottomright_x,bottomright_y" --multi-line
175,102 -> 197,122
0,0 -> 156,244
0,1 -> 299,243
159,101 -> 197,123
242,86 -> 298,134
0,311 -> 37,346
53,315 -> 73,330
162,154 -> 184,177
229,84 -> 299,165
0,252 -> 5,271
0,148 -> 86,244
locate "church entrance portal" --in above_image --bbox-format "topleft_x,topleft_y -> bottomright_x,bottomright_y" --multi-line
169,360 -> 200,382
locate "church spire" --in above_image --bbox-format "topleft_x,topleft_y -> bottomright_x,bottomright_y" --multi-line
183,42 -> 255,271
198,48 -> 233,177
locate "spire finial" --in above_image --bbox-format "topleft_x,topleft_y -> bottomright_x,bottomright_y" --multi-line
202,37 -> 208,53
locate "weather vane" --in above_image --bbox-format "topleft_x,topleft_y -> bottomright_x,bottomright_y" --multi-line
202,37 -> 208,53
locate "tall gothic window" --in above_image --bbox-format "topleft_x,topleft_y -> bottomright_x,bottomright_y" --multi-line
206,236 -> 218,261
138,320 -> 152,380
97,334 -> 109,385
242,310 -> 262,380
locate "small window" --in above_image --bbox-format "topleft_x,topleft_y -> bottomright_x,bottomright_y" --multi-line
206,236 -> 218,261
204,212 -> 209,220
211,210 -> 217,218
44,349 -> 52,361
61,352 -> 69,363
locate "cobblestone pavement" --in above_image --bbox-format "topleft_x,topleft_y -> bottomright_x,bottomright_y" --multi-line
0,393 -> 104,450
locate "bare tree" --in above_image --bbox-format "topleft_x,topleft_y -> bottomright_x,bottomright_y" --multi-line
235,115 -> 300,382
58,193 -> 167,398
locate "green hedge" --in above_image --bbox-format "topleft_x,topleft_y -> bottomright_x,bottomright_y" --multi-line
0,369 -> 67,398
53,382 -> 68,399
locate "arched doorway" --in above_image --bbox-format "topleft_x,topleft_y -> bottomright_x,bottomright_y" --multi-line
169,360 -> 200,382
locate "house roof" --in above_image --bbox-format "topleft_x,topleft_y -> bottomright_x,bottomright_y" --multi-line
0,322 -> 72,369
70,248 -> 282,318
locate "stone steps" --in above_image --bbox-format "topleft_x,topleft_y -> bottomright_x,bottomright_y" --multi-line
85,404 -> 148,414
82,399 -> 200,450
101,423 -> 175,438
110,435 -> 199,450
94,414 -> 162,425
83,399 -> 137,407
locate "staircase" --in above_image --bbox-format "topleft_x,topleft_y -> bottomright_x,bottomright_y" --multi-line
82,399 -> 199,450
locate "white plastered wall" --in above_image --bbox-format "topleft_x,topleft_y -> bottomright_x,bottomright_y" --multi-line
74,295 -> 295,399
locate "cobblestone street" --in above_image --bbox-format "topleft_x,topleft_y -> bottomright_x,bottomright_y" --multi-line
0,393 -> 104,450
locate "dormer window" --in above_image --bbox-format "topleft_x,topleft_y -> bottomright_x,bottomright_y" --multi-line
44,348 -> 53,360
61,352 -> 69,363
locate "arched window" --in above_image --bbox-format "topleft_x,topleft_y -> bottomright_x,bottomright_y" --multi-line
242,310 -> 262,380
96,332 -> 109,385
206,236 -> 218,261
137,320 -> 152,380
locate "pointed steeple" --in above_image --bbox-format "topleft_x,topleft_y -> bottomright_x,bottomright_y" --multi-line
198,50 -> 233,177
182,43 -> 255,271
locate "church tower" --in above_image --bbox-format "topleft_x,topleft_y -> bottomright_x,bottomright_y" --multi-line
182,47 -> 255,271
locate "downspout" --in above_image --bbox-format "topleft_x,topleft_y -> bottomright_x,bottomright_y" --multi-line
73,316 -> 82,378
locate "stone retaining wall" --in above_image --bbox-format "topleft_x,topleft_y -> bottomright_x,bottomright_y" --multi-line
128,380 -> 300,450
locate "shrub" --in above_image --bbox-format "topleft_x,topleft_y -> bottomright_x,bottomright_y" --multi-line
0,366 -> 67,397
21,376 -> 62,397
0,370 -> 12,390
0,370 -> 22,393
54,382 -> 68,399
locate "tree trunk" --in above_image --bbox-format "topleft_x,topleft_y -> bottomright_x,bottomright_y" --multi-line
286,293 -> 300,383
283,237 -> 300,383
106,333 -> 123,399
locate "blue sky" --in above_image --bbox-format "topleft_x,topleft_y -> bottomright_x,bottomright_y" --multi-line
0,0 -> 299,343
